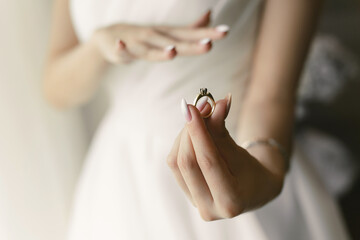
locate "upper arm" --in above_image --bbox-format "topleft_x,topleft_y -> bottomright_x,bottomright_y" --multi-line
47,0 -> 79,61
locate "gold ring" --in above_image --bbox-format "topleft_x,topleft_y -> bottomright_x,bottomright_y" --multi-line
193,88 -> 216,118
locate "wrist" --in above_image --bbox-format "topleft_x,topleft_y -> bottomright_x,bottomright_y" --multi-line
89,29 -> 110,66
245,143 -> 287,182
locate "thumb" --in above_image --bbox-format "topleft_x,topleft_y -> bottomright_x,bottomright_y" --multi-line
206,93 -> 232,138
190,9 -> 211,28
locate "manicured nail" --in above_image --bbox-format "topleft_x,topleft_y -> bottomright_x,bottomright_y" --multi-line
226,93 -> 232,114
199,38 -> 211,45
196,96 -> 208,111
216,24 -> 230,33
116,39 -> 126,50
181,98 -> 192,122
165,45 -> 175,51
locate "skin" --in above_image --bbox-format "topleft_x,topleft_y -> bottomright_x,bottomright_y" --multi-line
44,2 -> 226,108
169,99 -> 283,220
167,0 -> 322,221
45,0 -> 322,221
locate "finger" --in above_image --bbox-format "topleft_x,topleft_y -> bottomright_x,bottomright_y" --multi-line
178,128 -> 214,210
175,38 -> 212,56
166,129 -> 195,206
200,102 -> 212,117
133,43 -> 176,61
148,30 -> 212,56
206,93 -> 232,138
190,9 -> 211,28
195,96 -> 209,112
194,97 -> 213,117
115,40 -> 134,64
145,30 -> 178,47
166,25 -> 229,42
186,105 -> 235,200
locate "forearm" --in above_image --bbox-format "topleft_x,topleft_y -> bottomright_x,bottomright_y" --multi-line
44,35 -> 108,109
237,0 -> 322,178
238,97 -> 295,179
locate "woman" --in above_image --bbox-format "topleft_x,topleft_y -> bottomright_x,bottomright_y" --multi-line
44,0 -> 348,239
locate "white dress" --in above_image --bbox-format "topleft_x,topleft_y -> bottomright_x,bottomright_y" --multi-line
68,0 -> 349,239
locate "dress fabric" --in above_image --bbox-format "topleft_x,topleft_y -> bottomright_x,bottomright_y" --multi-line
0,1 -> 87,240
68,0 -> 349,239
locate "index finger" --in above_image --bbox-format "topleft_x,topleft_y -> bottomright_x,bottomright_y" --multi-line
186,105 -> 234,195
157,26 -> 229,42
166,129 -> 194,205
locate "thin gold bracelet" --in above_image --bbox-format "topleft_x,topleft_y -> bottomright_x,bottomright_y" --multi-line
241,138 -> 288,161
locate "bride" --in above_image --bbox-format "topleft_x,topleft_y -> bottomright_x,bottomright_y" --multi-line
45,0 -> 349,239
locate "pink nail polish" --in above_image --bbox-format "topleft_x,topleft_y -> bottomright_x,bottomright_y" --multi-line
181,98 -> 192,122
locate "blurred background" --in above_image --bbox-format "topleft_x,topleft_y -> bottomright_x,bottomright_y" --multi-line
0,0 -> 359,239
0,1 -> 87,240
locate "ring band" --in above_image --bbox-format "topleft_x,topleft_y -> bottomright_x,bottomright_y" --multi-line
193,88 -> 216,118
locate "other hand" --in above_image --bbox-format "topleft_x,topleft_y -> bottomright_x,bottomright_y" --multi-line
92,10 -> 229,64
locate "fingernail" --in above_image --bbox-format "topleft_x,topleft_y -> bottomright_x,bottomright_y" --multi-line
165,45 -> 175,51
116,39 -> 126,50
226,93 -> 232,113
199,38 -> 211,45
181,98 -> 192,122
216,24 -> 230,33
196,96 -> 208,111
